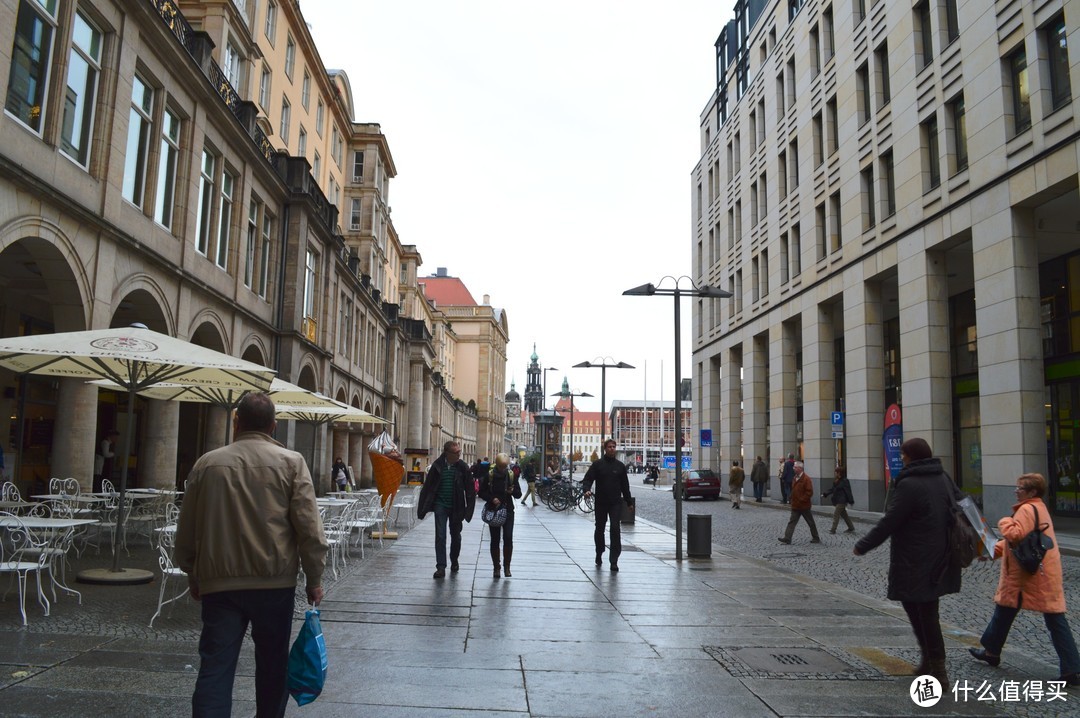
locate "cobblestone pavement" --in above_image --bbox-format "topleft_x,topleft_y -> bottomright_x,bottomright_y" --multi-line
629,484 -> 1080,669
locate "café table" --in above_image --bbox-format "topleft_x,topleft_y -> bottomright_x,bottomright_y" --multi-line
0,515 -> 99,616
0,499 -> 35,512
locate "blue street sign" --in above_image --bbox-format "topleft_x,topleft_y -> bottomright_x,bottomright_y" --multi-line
831,411 -> 843,426
700,429 -> 712,447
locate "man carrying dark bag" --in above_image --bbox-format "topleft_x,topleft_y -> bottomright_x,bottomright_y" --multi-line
583,439 -> 633,572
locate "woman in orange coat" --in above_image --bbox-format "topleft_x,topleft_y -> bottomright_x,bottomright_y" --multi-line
968,473 -> 1079,686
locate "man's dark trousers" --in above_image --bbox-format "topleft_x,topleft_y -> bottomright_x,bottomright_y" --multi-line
193,587 -> 294,718
593,501 -> 624,566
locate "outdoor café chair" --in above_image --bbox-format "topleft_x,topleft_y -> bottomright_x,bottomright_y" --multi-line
0,511 -> 51,625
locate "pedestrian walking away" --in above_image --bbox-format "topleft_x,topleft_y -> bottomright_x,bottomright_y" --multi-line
520,458 -> 539,507
968,472 -> 1080,686
728,460 -> 745,508
780,454 -> 795,504
418,441 -> 476,578
823,465 -> 856,534
853,437 -> 960,687
778,461 -> 821,544
479,453 -> 522,578
174,392 -> 328,718
750,455 -> 768,503
583,438 -> 633,572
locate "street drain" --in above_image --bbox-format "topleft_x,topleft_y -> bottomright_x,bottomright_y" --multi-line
704,646 -> 888,680
764,552 -> 806,559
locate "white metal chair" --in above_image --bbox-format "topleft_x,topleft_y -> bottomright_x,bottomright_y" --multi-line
345,497 -> 381,558
1,481 -> 21,502
149,526 -> 188,627
23,502 -> 82,605
0,511 -> 51,625
391,485 -> 420,528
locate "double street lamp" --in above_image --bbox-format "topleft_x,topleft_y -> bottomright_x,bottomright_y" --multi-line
552,388 -> 593,482
623,278 -> 732,561
573,358 -> 634,442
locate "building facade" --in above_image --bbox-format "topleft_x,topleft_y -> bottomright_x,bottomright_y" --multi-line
693,0 -> 1080,521
0,0 -> 502,491
610,400 -> 693,469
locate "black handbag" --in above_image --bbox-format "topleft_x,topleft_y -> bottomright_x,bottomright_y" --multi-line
1010,504 -> 1054,574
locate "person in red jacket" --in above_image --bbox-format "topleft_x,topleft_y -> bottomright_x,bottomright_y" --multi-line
778,461 -> 821,544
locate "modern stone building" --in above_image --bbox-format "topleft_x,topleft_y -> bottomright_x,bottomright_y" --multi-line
0,0 -> 503,491
692,0 -> 1080,521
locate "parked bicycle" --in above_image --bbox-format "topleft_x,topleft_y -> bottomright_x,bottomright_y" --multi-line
537,474 -> 594,513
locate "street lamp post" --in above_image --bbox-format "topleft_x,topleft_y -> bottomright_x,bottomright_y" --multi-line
623,278 -> 731,561
573,358 -> 634,442
552,388 -> 593,482
542,366 -> 559,410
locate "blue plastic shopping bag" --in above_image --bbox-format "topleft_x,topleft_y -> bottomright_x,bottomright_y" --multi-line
287,609 -> 328,706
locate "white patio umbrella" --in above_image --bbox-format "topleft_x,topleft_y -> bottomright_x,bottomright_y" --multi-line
273,400 -> 389,425
91,377 -> 342,443
0,324 -> 275,583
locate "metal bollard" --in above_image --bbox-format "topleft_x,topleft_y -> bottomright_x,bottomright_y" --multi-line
687,513 -> 712,557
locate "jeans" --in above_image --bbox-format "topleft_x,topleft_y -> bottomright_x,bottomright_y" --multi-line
594,501 -> 623,565
192,587 -> 294,718
782,508 -> 820,541
981,603 -> 1080,676
488,508 -> 515,567
433,504 -> 463,569
752,481 -> 765,501
781,479 -> 792,503
903,599 -> 946,662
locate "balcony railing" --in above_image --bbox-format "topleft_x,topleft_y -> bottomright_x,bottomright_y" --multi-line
148,0 -> 194,50
301,317 -> 317,343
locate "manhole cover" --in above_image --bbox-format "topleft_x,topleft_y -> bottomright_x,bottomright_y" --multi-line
764,552 -> 806,559
704,646 -> 887,681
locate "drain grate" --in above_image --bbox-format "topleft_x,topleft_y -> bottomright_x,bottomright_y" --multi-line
704,645 -> 888,681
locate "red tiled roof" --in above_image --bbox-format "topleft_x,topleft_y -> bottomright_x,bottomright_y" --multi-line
418,277 -> 477,306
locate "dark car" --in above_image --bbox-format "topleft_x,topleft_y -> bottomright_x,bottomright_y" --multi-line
674,469 -> 722,500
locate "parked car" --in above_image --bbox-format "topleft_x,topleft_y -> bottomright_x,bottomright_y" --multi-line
674,469 -> 722,500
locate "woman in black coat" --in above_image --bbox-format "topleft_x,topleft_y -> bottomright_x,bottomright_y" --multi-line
854,438 -> 961,685
478,453 -> 521,579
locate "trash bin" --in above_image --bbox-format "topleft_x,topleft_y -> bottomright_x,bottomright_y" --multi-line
621,497 -> 636,524
687,513 -> 711,557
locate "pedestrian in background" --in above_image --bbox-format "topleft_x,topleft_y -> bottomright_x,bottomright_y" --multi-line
520,459 -> 539,507
968,472 -> 1079,686
479,453 -> 521,578
823,465 -> 856,534
780,453 -> 795,504
728,460 -> 745,509
175,392 -> 327,718
853,437 -> 960,686
418,441 -> 476,578
778,461 -> 821,544
583,439 -> 633,572
750,455 -> 768,503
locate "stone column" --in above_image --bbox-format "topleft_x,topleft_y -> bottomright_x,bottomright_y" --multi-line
770,319 -> 799,497
897,239 -> 953,471
844,277 -> 886,510
743,333 -> 768,466
973,201 -> 1044,521
205,406 -> 229,451
51,379 -> 98,489
720,344 -> 742,470
422,369 -> 433,450
407,363 -> 424,449
801,302 -> 836,490
142,399 -> 179,489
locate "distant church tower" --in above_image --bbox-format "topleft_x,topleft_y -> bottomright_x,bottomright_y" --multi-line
523,343 -> 543,413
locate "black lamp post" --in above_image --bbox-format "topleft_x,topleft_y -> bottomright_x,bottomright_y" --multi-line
552,387 -> 593,482
623,278 -> 732,561
573,358 -> 634,442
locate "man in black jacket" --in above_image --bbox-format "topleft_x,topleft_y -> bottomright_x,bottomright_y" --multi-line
418,441 -> 476,578
583,439 -> 633,571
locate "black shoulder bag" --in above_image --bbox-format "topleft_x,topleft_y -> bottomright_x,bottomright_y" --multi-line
1011,504 -> 1054,574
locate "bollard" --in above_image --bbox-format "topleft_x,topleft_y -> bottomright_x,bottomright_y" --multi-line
687,513 -> 712,557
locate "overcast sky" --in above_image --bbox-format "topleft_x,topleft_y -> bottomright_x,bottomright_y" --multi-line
303,0 -> 733,413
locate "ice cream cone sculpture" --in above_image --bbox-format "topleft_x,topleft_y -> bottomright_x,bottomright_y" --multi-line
370,451 -> 404,538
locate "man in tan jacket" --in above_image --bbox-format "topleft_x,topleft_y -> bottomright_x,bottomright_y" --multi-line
175,392 -> 328,717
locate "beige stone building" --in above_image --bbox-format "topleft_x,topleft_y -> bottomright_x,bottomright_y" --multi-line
419,270 -> 509,461
693,0 -> 1080,522
0,0 -> 503,491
